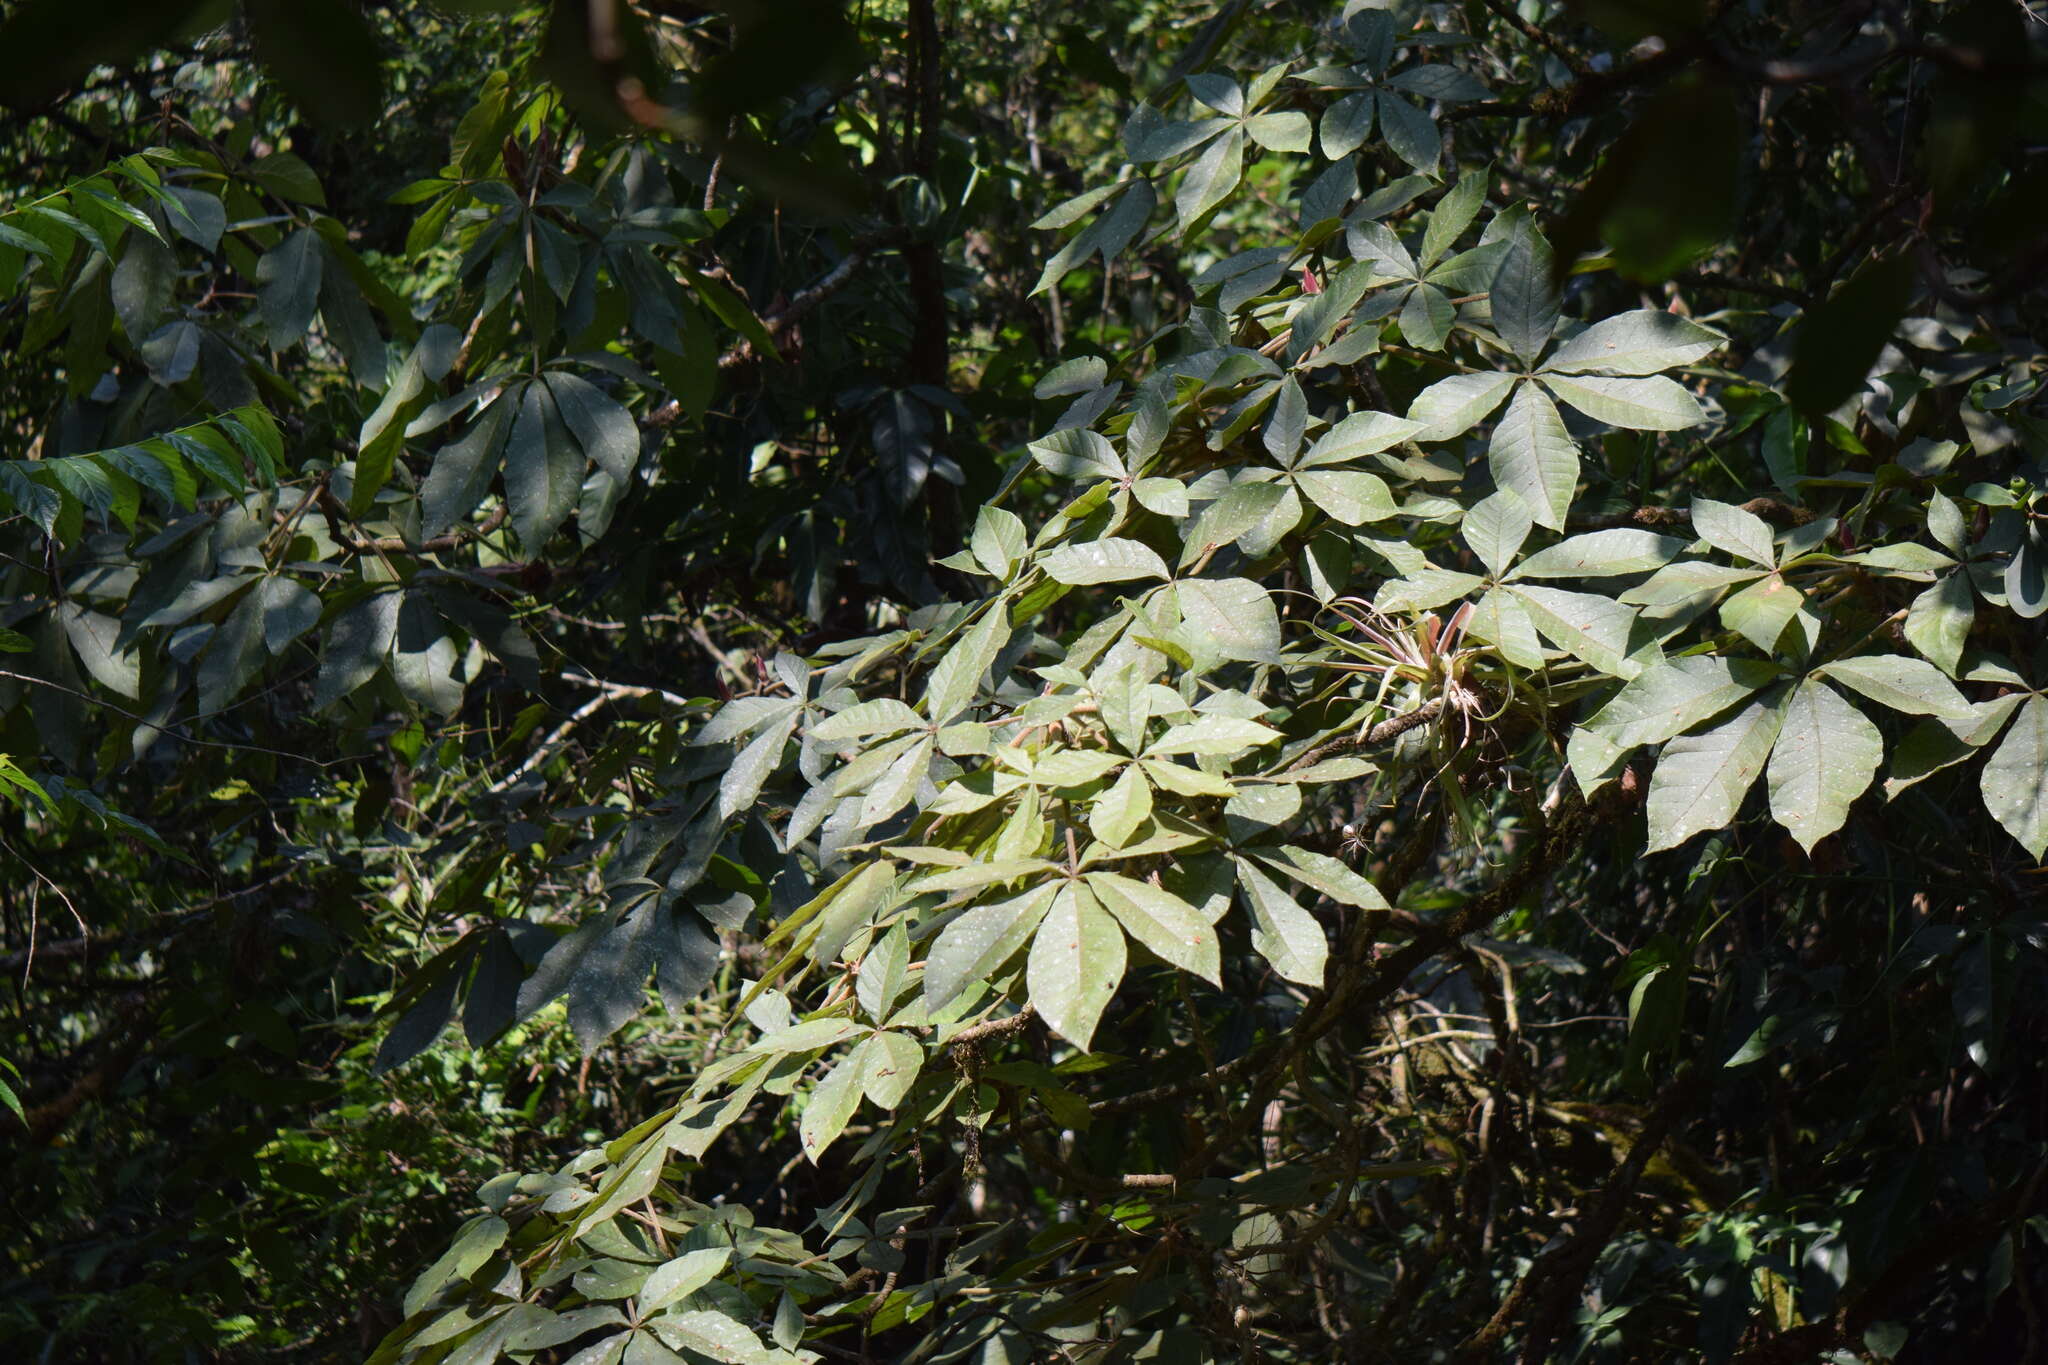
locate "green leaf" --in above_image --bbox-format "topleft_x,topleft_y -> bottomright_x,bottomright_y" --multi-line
505,381 -> 583,553
56,602 -> 139,698
1508,585 -> 1642,678
1133,477 -> 1189,518
1420,169 -> 1487,273
1512,528 -> 1685,579
544,373 -> 641,482
1173,577 -> 1281,664
2007,527 -> 2048,620
860,1030 -> 924,1108
404,1212 -> 508,1316
1149,715 -> 1280,758
1583,655 -> 1777,752
856,734 -> 933,828
1719,574 -> 1806,655
925,603 -> 1009,722
1544,310 -> 1722,376
1187,482 -> 1289,560
419,395 -> 514,540
197,587 -> 266,716
1541,374 -> 1703,431
812,698 -> 925,743
1027,884 -> 1126,1049
1246,110 -> 1312,152
639,1248 -> 734,1315
1462,491 -> 1533,578
1234,857 -> 1326,987
1369,563 -> 1483,614
1488,382 -> 1579,529
1186,73 -> 1242,116
1982,696 -> 2048,859
971,504 -> 1028,579
1177,127 -> 1244,226
1645,690 -> 1786,852
1619,560 -> 1762,608
110,231 -> 173,341
1903,572 -> 1973,676
1029,428 -> 1124,481
798,1044 -> 865,1161
1087,870 -> 1220,983
1464,586 -> 1547,668
719,706 -> 798,821
1042,537 -> 1171,585
1376,91 -> 1438,173
1088,765 -> 1152,847
925,884 -> 1055,1010
1297,410 -> 1424,467
1490,226 -> 1557,365
1927,489 -> 1966,556
256,228 -> 323,350
1766,679 -> 1883,851
1818,654 -> 1974,720
1685,500 -> 1775,567
856,922 -> 910,1024
652,1311 -> 777,1365
1405,371 -> 1516,442
1295,469 -> 1396,526
391,594 -> 464,717
1320,90 -> 1376,159
1140,758 -> 1240,797
1398,283 -> 1455,350
355,324 -> 460,516
1253,845 -> 1389,910
1349,220 -> 1417,282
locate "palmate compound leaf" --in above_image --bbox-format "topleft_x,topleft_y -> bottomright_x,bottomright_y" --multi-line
1645,688 -> 1786,852
1766,678 -> 1884,852
1026,883 -> 1125,1049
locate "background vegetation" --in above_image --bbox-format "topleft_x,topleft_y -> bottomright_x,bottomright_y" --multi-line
0,1 -> 2045,1361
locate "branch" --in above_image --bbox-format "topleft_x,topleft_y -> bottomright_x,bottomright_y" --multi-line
948,1004 -> 1035,1053
1478,0 -> 1592,79
352,505 -> 506,556
643,229 -> 911,431
1456,1068 -> 1704,1363
1570,496 -> 1816,532
1285,698 -> 1448,774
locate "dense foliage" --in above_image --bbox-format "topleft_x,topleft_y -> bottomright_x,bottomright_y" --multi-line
3,1 -> 2047,1361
